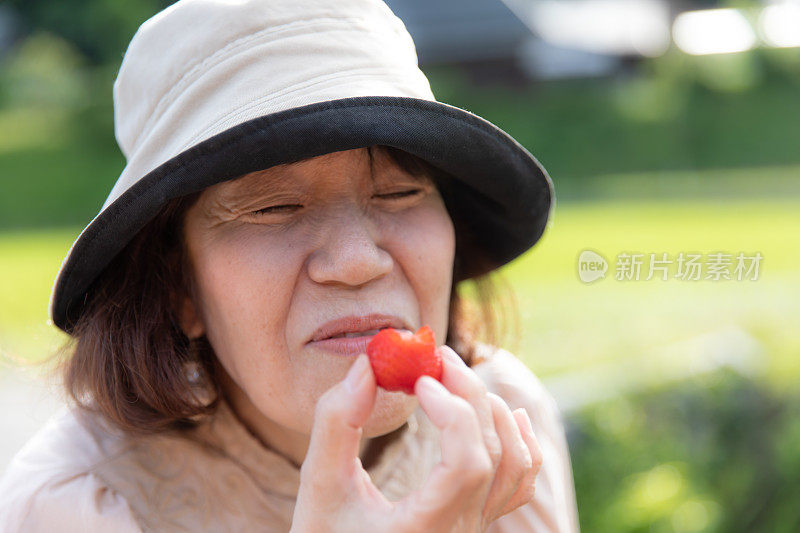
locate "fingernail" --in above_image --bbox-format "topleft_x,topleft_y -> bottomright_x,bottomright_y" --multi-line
515,408 -> 534,435
345,355 -> 369,393
440,346 -> 466,366
416,375 -> 447,398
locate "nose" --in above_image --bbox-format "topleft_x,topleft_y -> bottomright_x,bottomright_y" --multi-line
306,206 -> 393,288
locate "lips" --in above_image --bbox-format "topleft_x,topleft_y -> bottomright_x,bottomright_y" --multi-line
308,314 -> 406,344
326,328 -> 383,339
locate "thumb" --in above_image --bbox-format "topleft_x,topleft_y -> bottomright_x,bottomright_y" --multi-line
301,354 -> 376,482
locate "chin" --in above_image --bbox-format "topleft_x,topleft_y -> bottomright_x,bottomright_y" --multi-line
361,388 -> 419,438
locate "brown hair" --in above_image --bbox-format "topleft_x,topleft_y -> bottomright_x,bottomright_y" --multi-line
58,146 -> 519,435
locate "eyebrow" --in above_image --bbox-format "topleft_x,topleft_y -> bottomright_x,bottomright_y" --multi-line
216,168 -> 291,204
213,158 -> 433,210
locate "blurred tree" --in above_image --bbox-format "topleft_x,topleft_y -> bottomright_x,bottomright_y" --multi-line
0,31 -> 88,109
7,0 -> 176,66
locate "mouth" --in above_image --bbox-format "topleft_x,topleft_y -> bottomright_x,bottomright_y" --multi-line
323,328 -> 386,339
307,314 -> 408,355
307,330 -> 397,357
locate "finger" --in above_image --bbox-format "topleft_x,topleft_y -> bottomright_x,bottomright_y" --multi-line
402,375 -> 493,523
497,408 -> 544,517
438,345 -> 503,470
301,354 -> 377,484
482,394 -> 533,522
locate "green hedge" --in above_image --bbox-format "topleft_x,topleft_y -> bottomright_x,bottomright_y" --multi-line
570,371 -> 800,532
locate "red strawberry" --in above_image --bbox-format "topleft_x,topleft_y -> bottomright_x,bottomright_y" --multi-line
366,326 -> 442,395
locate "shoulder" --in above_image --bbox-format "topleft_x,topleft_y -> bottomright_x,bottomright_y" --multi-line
469,343 -> 581,533
0,406 -> 143,531
468,343 -> 566,464
469,343 -> 561,421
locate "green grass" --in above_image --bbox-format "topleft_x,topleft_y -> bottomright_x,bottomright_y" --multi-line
0,228 -> 76,367
2,194 -> 799,394
491,197 -> 800,391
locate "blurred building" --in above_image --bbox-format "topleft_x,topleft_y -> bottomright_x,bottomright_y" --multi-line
385,0 -> 675,81
382,0 -> 533,84
386,0 -> 799,81
0,5 -> 21,57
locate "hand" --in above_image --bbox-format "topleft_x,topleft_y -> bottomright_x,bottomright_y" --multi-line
290,346 -> 543,533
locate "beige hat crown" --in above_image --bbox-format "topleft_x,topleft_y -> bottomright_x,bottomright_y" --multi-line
108,0 -> 434,211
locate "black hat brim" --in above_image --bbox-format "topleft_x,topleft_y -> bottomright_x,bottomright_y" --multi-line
50,96 -> 554,333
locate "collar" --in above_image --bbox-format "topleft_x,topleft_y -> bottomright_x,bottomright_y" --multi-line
186,397 -> 423,500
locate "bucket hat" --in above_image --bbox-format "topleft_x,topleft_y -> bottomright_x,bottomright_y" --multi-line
49,0 -> 554,334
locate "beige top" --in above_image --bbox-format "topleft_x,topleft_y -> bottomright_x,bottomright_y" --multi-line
0,346 -> 579,532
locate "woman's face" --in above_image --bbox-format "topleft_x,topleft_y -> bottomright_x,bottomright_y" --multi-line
181,147 -> 455,440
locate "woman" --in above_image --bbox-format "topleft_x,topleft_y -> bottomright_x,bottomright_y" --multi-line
0,0 -> 579,531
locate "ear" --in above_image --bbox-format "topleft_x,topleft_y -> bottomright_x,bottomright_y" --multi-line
179,295 -> 205,339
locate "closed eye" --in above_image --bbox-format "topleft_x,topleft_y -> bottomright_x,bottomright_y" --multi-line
374,189 -> 423,200
252,204 -> 303,215
249,189 -> 423,216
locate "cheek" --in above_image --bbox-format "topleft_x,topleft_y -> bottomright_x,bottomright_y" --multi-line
190,229 -> 301,376
412,208 -> 455,287
189,229 -> 325,430
388,198 -> 455,333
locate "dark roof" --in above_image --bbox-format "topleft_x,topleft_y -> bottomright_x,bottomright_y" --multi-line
383,0 -> 531,64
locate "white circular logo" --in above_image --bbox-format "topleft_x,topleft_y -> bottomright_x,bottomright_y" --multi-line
578,250 -> 608,283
